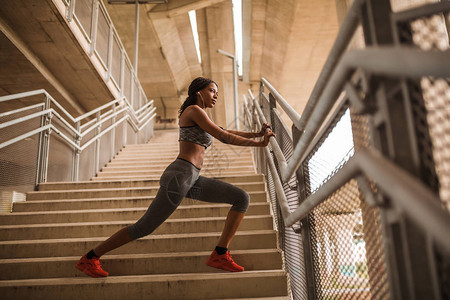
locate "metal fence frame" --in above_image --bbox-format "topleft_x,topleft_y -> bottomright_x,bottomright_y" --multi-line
243,0 -> 450,299
0,89 -> 156,188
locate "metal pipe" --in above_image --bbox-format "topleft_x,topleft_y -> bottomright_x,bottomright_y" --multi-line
134,0 -> 139,76
217,49 -> 239,130
0,89 -> 47,102
284,147 -> 450,253
137,107 -> 157,123
137,113 -> 157,131
392,1 -> 450,23
251,96 -> 288,175
80,118 -> 97,131
67,0 -> 76,22
81,115 -> 129,151
90,0 -> 99,56
0,125 -> 52,150
74,97 -> 123,122
94,111 -> 101,174
282,47 -> 450,182
0,109 -> 53,129
81,106 -> 128,137
135,99 -> 154,115
264,146 -> 292,221
73,121 -> 81,181
260,78 -> 301,129
111,105 -> 116,161
0,103 -> 44,118
46,92 -> 77,123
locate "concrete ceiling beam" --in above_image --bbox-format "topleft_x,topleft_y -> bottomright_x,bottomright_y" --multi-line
148,0 -> 227,18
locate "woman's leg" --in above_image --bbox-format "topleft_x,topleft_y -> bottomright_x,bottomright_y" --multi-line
188,176 -> 249,246
217,209 -> 245,248
77,159 -> 200,277
93,227 -> 133,257
187,176 -> 249,271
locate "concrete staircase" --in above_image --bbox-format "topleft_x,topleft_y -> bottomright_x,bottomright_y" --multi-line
0,138 -> 289,299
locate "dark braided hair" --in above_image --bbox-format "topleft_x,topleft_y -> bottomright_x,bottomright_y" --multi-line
179,77 -> 217,117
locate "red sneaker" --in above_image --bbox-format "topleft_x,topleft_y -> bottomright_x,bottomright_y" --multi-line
75,254 -> 109,278
206,250 -> 244,272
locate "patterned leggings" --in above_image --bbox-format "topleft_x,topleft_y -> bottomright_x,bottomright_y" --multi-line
127,158 -> 250,240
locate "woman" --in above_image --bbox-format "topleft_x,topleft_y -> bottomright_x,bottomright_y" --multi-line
76,77 -> 275,277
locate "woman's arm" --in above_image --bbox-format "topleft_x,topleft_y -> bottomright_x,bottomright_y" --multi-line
223,123 -> 271,138
185,106 -> 275,147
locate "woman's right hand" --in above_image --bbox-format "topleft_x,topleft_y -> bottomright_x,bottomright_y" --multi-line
262,130 -> 276,146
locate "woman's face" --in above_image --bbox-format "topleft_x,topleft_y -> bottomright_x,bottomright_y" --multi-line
197,83 -> 218,108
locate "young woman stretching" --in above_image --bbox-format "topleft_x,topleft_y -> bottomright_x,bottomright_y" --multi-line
76,77 -> 274,277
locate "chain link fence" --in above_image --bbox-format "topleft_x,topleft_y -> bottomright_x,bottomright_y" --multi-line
396,10 -> 450,211
302,105 -> 388,300
395,7 -> 450,299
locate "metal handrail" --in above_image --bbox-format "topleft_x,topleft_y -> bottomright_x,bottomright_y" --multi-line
0,103 -> 45,118
74,97 -> 124,122
80,106 -> 129,138
249,104 -> 450,246
282,47 -> 450,182
250,47 -> 450,228
285,147 -> 450,253
247,91 -> 288,175
260,78 -> 301,129
392,1 -> 450,22
0,89 -> 156,150
0,89 -> 47,103
245,2 -> 450,298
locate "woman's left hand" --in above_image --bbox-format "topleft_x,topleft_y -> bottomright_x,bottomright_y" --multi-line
259,123 -> 272,137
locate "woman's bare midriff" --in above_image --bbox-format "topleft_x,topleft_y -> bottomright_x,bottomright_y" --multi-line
177,141 -> 206,169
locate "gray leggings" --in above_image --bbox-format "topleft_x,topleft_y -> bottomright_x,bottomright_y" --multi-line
127,158 -> 250,240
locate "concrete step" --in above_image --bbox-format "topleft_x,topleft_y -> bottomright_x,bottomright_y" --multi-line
0,203 -> 270,225
114,154 -> 253,161
0,230 -> 278,258
0,249 -> 282,279
107,156 -> 254,165
125,143 -> 252,150
96,167 -> 256,177
12,191 -> 268,212
100,165 -> 255,173
38,174 -> 265,191
0,215 -> 274,240
92,171 -> 258,180
26,182 -> 266,200
0,270 -> 288,300
117,149 -> 253,155
108,158 -> 253,165
103,162 -> 254,170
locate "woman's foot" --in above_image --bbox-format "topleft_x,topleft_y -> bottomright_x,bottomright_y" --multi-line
75,254 -> 109,277
206,250 -> 244,272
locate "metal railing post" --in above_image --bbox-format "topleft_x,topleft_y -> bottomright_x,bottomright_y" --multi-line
72,121 -> 81,181
111,105 -> 116,160
292,125 -> 317,300
40,95 -> 52,184
94,111 -> 101,175
35,96 -> 47,189
106,26 -> 114,82
269,92 -> 276,137
361,0 -> 440,298
67,0 -> 76,22
90,0 -> 99,56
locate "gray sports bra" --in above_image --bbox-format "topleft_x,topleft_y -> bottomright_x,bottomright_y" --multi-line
179,125 -> 212,148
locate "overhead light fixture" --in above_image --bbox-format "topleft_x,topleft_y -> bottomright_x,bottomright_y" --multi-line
108,0 -> 168,4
